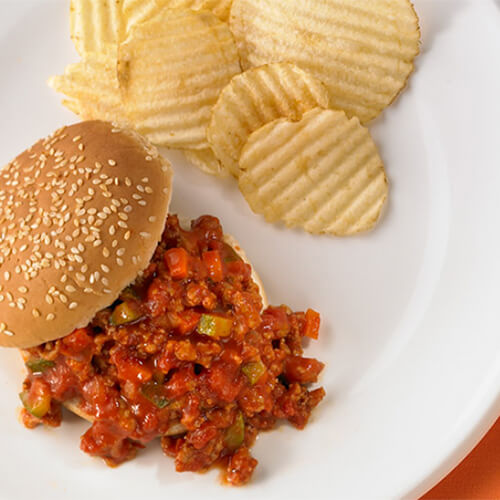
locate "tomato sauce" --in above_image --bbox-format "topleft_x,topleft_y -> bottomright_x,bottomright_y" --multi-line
20,215 -> 325,485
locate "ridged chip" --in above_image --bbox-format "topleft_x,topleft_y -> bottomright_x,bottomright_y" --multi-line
184,149 -> 228,177
70,0 -> 124,56
123,0 -> 233,24
117,9 -> 241,149
207,62 -> 330,177
238,108 -> 388,236
48,53 -> 126,124
230,0 -> 420,123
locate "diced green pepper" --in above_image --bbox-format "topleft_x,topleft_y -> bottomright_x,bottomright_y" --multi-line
224,412 -> 245,451
140,381 -> 169,409
197,314 -> 232,338
19,390 -> 51,419
26,359 -> 55,374
110,301 -> 143,326
241,359 -> 266,385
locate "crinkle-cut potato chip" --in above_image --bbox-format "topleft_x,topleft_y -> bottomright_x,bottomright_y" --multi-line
230,0 -> 420,123
238,108 -> 388,236
207,62 -> 330,177
123,0 -> 233,24
70,0 -> 124,56
48,53 -> 126,124
184,149 -> 228,177
117,9 -> 241,150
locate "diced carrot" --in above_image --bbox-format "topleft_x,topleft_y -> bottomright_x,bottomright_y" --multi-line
202,250 -> 224,282
303,309 -> 320,339
165,248 -> 189,279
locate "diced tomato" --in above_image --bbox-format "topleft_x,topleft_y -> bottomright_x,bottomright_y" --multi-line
202,250 -> 224,282
177,310 -> 201,334
111,349 -> 153,384
81,421 -> 138,466
165,248 -> 189,279
60,328 -> 93,355
283,356 -> 324,384
166,367 -> 196,398
81,375 -> 121,419
303,309 -> 320,339
207,360 -> 243,402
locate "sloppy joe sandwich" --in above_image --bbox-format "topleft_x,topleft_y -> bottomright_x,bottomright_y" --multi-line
1,121 -> 325,485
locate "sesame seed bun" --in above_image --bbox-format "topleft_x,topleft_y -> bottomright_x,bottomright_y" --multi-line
0,121 -> 173,348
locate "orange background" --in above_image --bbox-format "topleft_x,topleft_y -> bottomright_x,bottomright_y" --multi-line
422,418 -> 500,499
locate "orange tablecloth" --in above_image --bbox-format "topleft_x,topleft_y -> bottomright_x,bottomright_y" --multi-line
422,418 -> 500,499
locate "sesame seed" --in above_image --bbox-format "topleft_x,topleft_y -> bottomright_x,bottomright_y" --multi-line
108,225 -> 116,236
117,248 -> 125,256
108,159 -> 117,166
117,221 -> 127,228
116,258 -> 124,266
45,295 -> 54,305
124,231 -> 131,240
75,273 -> 85,282
32,309 -> 41,318
83,288 -> 93,294
140,232 -> 151,239
148,216 -> 156,223
145,187 -> 153,194
4,271 -> 10,280
46,313 -> 55,321
101,264 -> 110,273
103,248 -> 110,258
125,177 -> 132,187
138,200 -> 147,206
69,302 -> 78,310
4,330 -> 14,336
72,135 -> 82,142
18,286 -> 28,293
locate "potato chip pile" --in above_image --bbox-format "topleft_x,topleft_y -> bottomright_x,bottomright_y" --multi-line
49,0 -> 420,236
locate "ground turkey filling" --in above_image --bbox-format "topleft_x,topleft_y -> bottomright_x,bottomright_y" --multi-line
20,215 -> 325,485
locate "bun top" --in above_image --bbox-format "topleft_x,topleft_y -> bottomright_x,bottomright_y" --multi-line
0,121 -> 173,348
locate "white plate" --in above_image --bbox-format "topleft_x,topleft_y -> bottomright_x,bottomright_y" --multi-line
0,1 -> 500,498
